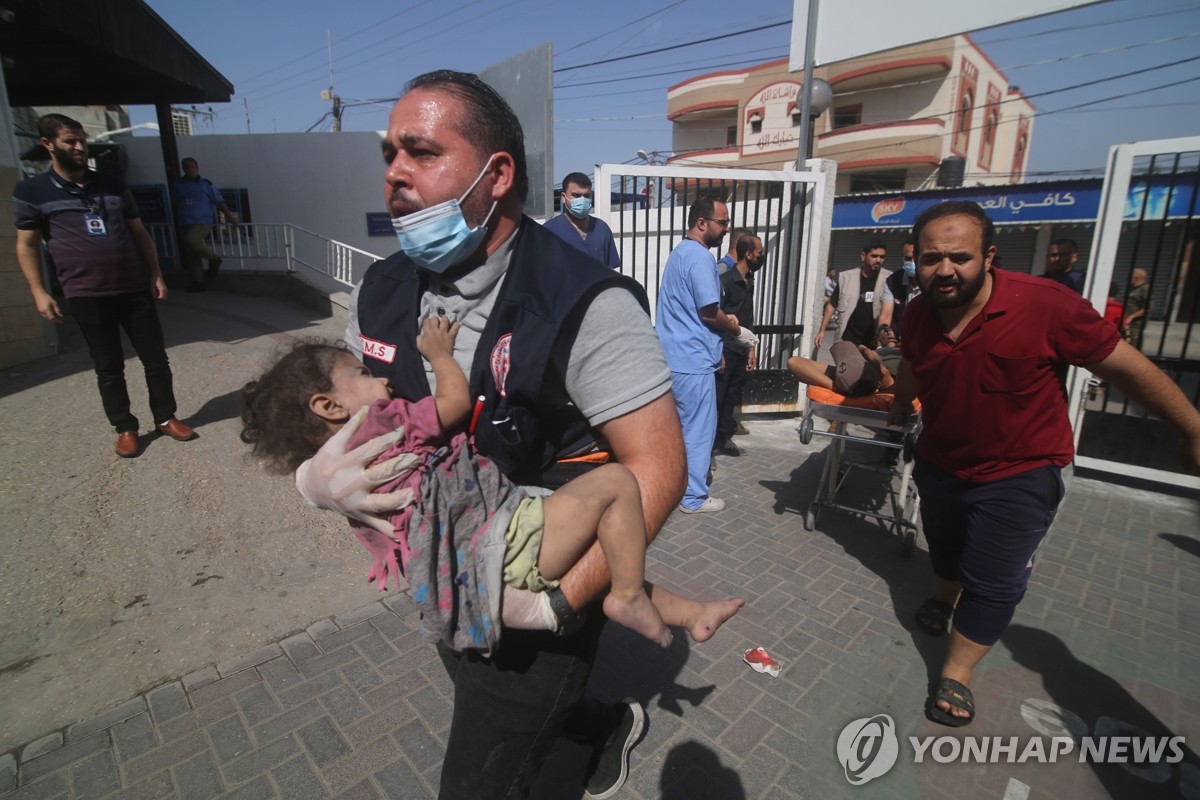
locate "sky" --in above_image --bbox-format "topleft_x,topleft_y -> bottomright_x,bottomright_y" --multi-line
134,0 -> 1200,182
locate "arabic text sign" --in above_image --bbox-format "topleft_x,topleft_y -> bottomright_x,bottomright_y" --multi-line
833,183 -> 1103,229
832,178 -> 1198,229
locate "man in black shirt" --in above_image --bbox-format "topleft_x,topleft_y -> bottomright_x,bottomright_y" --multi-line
713,233 -> 762,456
815,238 -> 890,348
13,113 -> 196,458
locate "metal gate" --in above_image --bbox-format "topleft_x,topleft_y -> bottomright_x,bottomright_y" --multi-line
1068,136 -> 1200,490
594,161 -> 835,412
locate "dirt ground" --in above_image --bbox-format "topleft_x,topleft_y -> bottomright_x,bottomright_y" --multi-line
0,280 -> 385,752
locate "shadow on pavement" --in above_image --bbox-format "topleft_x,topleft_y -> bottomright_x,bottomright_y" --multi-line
186,388 -> 244,429
1003,624 -> 1200,799
532,620 -> 713,799
763,441 -> 945,685
660,739 -> 747,799
1159,532 -> 1200,562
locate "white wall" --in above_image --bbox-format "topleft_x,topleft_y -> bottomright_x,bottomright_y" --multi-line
856,81 -> 945,127
672,119 -> 732,156
121,132 -> 398,259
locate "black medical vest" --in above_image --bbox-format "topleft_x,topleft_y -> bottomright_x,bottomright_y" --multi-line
355,217 -> 649,485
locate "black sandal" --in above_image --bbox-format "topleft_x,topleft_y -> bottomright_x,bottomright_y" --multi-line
926,678 -> 975,727
915,597 -> 954,635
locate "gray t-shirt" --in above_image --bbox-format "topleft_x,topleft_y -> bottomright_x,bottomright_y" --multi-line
346,233 -> 670,429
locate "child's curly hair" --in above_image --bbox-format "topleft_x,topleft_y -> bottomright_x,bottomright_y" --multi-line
240,339 -> 349,474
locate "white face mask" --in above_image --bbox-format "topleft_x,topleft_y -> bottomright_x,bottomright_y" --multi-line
391,156 -> 497,274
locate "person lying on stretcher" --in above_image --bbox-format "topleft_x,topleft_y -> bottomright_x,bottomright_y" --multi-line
787,341 -> 899,396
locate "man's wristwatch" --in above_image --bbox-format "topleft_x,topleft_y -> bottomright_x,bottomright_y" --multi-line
545,586 -> 587,636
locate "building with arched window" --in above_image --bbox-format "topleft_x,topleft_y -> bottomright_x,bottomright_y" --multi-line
666,35 -> 1034,193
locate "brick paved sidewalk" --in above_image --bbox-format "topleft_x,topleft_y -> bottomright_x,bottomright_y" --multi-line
3,416 -> 1198,799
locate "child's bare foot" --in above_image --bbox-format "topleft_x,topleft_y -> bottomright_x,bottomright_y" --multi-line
683,597 -> 745,643
604,591 -> 673,648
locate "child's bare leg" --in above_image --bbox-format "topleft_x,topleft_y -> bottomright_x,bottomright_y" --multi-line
648,583 -> 745,643
539,464 -> 672,647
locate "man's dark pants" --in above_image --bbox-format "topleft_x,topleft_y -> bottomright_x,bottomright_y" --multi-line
437,611 -> 609,799
69,290 -> 177,433
714,346 -> 749,447
914,457 -> 1067,646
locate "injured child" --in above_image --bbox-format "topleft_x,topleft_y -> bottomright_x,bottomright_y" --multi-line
788,341 -> 901,396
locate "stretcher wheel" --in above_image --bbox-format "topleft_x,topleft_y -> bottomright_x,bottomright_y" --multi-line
902,433 -> 915,463
804,503 -> 818,531
799,416 -> 814,445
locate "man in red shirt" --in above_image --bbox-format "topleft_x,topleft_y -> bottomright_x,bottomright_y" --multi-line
888,201 -> 1200,727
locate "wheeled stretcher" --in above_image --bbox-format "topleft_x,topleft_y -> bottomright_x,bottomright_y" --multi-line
796,386 -> 922,556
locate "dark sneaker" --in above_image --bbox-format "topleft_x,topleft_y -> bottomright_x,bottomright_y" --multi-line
713,441 -> 743,457
584,698 -> 645,799
206,257 -> 222,279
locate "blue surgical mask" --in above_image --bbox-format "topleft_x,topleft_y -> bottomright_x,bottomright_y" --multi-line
391,156 -> 497,274
567,196 -> 593,218
902,260 -> 916,278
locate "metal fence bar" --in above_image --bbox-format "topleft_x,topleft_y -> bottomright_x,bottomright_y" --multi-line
594,161 -> 831,411
1073,136 -> 1200,490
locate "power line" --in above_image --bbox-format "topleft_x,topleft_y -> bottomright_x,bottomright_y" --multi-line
236,0 -> 440,88
556,53 -> 789,90
564,0 -> 684,50
558,0 -> 685,67
253,0 -> 556,118
556,114 -> 666,122
556,41 -> 791,88
553,20 -> 790,73
998,31 -> 1200,72
973,0 -> 1200,46
240,0 -> 527,107
552,8 -> 787,87
1052,100 -> 1200,113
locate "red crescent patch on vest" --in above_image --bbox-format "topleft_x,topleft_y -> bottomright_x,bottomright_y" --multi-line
360,334 -> 397,364
490,333 -> 512,398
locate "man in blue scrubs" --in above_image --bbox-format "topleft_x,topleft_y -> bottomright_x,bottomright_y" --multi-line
543,172 -> 621,268
656,196 -> 742,513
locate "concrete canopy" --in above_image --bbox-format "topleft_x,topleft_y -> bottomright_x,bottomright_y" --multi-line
0,0 -> 233,107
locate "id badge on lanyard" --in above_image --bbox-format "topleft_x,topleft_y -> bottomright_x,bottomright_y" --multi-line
84,213 -> 107,236
50,172 -> 108,236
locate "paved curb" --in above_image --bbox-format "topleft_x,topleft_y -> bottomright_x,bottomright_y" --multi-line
2,593 -> 431,800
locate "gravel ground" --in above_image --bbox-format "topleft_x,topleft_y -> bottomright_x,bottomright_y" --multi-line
0,279 -> 384,752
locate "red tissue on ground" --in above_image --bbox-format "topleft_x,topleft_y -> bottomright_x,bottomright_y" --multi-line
743,646 -> 781,677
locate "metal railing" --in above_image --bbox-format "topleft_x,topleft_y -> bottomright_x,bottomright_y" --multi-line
146,223 -> 384,289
